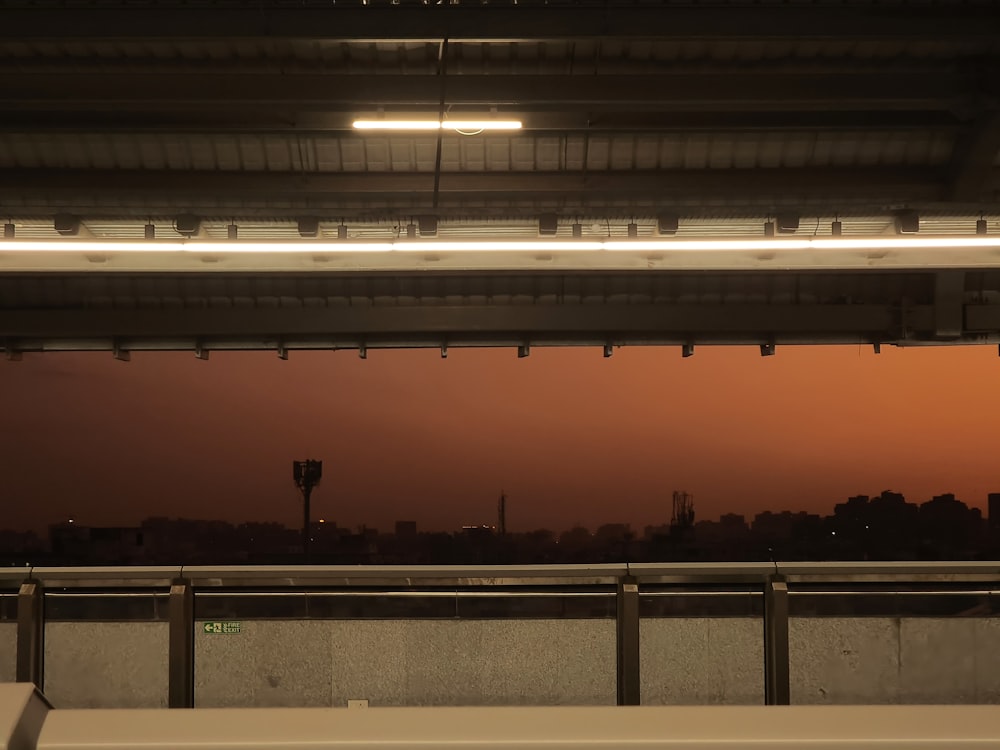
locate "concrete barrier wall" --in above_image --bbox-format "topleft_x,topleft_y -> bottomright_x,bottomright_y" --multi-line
195,619 -> 616,708
0,623 -> 16,683
43,622 -> 169,708
790,618 -> 1000,704
640,618 -> 764,705
18,616 -> 1000,708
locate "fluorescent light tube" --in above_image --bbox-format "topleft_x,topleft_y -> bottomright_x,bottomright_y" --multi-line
3,237 -> 1000,253
352,120 -> 522,131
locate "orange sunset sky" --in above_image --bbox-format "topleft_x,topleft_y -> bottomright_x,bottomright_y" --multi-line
2,344 -> 998,534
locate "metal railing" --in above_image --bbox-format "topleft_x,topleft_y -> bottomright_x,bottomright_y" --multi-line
2,561 -> 998,708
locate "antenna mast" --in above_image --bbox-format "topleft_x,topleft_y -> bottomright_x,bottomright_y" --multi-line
292,459 -> 323,555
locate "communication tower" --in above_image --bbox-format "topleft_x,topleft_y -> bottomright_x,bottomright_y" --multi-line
292,459 -> 323,555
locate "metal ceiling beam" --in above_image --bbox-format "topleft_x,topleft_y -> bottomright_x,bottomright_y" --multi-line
0,303 -> 937,353
5,267 -> 993,350
0,110 -> 963,135
7,302 -> 998,350
0,167 -> 955,206
0,72 -> 978,112
3,5 -> 999,42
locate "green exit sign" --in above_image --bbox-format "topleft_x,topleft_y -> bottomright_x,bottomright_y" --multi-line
203,621 -> 242,634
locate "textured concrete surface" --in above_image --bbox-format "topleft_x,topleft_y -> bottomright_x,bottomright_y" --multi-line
970,619 -> 1000,703
640,618 -> 764,705
196,619 -> 614,708
196,620 -> 334,708
791,617 -> 1000,705
899,619 -> 1000,704
37,616 -> 999,708
789,617 -> 1000,703
790,618 -> 900,705
43,622 -> 168,708
329,619 -> 615,706
0,623 -> 16,683
899,619 -> 976,703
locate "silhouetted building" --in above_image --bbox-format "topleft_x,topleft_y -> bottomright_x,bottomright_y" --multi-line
8,486 -> 996,566
0,529 -> 44,563
395,521 -> 417,537
51,523 -> 145,564
917,494 -> 982,559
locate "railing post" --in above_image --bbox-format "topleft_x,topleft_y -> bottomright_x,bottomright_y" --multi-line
616,576 -> 640,705
16,580 -> 44,688
168,578 -> 194,708
764,576 -> 790,705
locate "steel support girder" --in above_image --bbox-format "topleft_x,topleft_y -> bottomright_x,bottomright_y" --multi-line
0,303 -> 924,341
0,71 -> 977,112
3,5 -> 999,42
0,167 -> 953,206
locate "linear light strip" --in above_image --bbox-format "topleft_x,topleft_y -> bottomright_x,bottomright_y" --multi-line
352,120 -> 522,131
4,238 -> 1000,253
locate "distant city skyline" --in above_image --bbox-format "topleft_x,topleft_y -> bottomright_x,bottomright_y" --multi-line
3,488 -> 995,566
2,345 -> 999,534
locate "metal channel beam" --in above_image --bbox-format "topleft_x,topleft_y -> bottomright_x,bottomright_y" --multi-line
0,72 -> 974,111
0,304 -> 917,340
615,578 -> 640,706
3,5 -> 1000,42
15,581 -> 44,689
168,579 -> 194,709
0,167 -> 952,207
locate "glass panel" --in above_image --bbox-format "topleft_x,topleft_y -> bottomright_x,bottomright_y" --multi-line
44,592 -> 168,622
195,590 -> 614,620
640,590 -> 762,617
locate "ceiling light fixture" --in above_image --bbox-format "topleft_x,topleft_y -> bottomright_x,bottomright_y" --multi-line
352,119 -> 522,132
5,236 -> 1000,253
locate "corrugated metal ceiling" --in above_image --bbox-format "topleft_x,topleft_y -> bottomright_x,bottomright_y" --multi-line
0,0 -> 995,220
0,131 -> 957,172
3,39 -> 996,69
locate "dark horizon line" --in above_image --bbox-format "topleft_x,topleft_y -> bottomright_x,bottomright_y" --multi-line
4,487 -> 996,537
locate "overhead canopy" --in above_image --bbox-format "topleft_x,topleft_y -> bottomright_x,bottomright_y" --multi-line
2,0 -> 999,219
2,0 -> 1000,354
